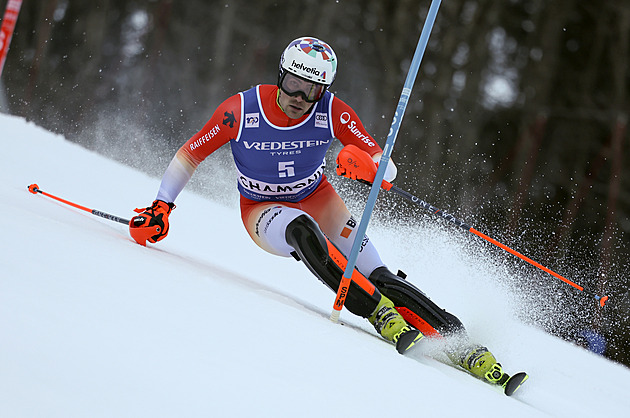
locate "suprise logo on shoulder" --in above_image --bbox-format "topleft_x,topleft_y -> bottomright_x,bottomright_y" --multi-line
340,112 -> 375,147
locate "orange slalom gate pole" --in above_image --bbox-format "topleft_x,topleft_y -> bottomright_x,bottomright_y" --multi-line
0,0 -> 23,77
28,184 -> 130,225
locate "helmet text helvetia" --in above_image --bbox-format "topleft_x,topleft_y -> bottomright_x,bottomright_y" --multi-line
291,60 -> 321,76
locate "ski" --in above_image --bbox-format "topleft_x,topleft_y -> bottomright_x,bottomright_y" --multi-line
395,328 -> 424,354
502,371 -> 529,396
485,362 -> 529,396
398,336 -> 529,396
474,366 -> 529,396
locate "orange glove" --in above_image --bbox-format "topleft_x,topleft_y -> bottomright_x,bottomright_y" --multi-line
336,144 -> 396,190
129,200 -> 175,246
336,144 -> 378,182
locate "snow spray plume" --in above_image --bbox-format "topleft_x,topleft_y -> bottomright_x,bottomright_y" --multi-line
335,145 -> 611,309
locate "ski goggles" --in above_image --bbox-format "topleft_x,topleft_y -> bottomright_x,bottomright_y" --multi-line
279,72 -> 327,103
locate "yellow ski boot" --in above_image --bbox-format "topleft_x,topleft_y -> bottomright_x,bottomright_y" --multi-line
369,294 -> 424,353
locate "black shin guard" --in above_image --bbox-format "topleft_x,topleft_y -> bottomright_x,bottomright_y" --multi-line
285,214 -> 380,318
369,267 -> 466,338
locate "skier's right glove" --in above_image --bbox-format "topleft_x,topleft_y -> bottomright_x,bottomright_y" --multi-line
129,200 -> 175,246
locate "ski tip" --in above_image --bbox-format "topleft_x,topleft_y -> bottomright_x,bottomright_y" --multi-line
395,329 -> 424,355
504,372 -> 529,396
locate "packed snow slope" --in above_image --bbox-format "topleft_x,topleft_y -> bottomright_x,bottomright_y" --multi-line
1,113 -> 629,417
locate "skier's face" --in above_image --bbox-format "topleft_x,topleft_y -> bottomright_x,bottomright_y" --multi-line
277,88 -> 313,119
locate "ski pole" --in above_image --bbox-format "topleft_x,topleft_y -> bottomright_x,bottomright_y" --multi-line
27,184 -> 130,225
341,171 -> 610,308
331,0 -> 443,322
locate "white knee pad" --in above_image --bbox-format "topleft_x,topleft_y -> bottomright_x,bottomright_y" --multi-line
252,205 -> 305,257
250,204 -> 385,276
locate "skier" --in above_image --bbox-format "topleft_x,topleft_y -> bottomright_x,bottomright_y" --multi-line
130,36 -> 510,387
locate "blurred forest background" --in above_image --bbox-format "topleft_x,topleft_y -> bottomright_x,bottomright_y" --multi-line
1,0 -> 629,367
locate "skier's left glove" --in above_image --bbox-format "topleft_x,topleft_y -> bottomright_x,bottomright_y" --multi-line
129,200 -> 175,246
336,144 -> 397,183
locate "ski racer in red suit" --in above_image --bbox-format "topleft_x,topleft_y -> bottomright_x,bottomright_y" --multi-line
130,36 -> 508,385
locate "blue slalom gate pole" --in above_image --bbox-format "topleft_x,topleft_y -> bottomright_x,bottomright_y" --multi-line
331,0 -> 442,322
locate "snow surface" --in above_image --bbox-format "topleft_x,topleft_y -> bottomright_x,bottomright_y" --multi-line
1,112 -> 629,417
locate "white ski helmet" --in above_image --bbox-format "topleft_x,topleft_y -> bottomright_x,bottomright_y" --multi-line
279,36 -> 338,87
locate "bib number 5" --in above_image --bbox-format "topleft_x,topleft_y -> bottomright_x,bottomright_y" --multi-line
278,161 -> 295,178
